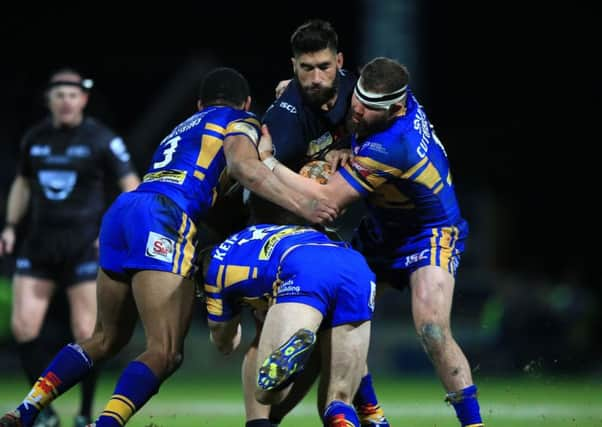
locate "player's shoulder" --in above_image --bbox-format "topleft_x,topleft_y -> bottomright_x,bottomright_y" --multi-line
21,117 -> 53,143
356,122 -> 415,168
82,116 -> 113,132
205,106 -> 259,127
337,68 -> 358,96
263,80 -> 304,120
81,116 -> 119,142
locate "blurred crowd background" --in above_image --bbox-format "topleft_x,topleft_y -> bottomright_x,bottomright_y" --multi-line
0,1 -> 598,378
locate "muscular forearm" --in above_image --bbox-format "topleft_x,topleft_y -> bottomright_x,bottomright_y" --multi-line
229,158 -> 307,218
5,175 -> 30,226
271,160 -> 328,201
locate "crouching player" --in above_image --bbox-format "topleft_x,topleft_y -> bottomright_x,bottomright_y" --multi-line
199,224 -> 376,426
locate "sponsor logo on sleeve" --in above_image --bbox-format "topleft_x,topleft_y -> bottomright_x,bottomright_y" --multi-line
276,278 -> 301,296
110,137 -> 131,162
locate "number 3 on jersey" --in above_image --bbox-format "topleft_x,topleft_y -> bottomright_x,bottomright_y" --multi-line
154,136 -> 180,168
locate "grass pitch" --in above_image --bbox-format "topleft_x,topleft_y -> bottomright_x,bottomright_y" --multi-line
1,371 -> 600,426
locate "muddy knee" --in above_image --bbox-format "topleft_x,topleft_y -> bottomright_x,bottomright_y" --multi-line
419,323 -> 446,358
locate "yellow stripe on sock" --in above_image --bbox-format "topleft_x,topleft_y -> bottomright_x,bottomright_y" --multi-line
102,394 -> 136,425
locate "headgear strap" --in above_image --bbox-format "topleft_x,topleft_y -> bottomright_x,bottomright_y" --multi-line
47,78 -> 94,92
354,76 -> 406,109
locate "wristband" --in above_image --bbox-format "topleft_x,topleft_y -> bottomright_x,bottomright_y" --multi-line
262,156 -> 279,172
4,222 -> 17,229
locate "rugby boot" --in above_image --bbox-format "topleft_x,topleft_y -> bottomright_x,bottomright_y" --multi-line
257,328 -> 316,391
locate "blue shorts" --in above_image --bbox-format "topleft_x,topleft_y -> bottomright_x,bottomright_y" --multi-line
99,191 -> 198,280
274,245 -> 375,328
352,217 -> 468,290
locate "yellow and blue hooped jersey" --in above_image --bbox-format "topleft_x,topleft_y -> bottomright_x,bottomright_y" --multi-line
339,89 -> 468,245
203,224 -> 375,326
137,106 -> 260,223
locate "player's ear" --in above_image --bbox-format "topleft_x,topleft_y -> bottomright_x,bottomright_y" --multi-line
243,96 -> 252,112
291,57 -> 297,74
389,101 -> 406,117
81,91 -> 89,107
336,52 -> 344,69
197,100 -> 203,111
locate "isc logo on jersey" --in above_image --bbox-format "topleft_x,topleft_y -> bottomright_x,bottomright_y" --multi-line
145,231 -> 175,263
279,102 -> 297,114
404,249 -> 429,267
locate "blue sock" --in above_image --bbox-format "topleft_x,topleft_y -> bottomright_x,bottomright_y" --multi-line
246,419 -> 273,427
353,373 -> 386,423
323,400 -> 360,426
446,384 -> 484,426
17,343 -> 93,426
353,373 -> 378,407
96,361 -> 160,426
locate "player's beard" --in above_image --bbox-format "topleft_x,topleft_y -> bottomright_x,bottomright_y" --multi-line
353,114 -> 391,140
298,72 -> 340,109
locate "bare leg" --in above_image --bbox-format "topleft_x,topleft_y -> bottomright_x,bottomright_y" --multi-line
131,270 -> 195,379
92,270 -> 195,426
318,322 -> 370,412
255,303 -> 322,405
242,319 -> 271,422
410,265 -> 473,391
11,275 -> 54,343
80,269 -> 137,361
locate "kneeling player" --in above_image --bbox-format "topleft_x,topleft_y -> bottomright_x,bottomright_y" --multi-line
199,224 -> 376,426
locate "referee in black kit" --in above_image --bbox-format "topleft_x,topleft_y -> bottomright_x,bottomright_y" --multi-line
0,68 -> 140,427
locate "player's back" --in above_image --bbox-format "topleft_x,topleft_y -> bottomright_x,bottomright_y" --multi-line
204,224 -> 338,321
137,106 -> 260,224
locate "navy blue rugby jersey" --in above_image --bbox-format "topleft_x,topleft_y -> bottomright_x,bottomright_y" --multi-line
136,106 -> 260,223
262,69 -> 357,171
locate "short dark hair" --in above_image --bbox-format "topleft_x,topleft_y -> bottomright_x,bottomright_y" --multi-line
199,67 -> 250,107
360,57 -> 410,94
290,19 -> 338,57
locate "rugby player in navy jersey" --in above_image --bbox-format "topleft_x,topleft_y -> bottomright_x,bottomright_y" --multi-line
200,224 -> 375,427
247,19 -> 357,226
258,57 -> 485,427
0,67 -> 337,427
0,68 -> 140,427
245,19 -> 390,427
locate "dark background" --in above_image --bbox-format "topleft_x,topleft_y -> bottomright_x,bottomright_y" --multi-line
0,2 -> 598,374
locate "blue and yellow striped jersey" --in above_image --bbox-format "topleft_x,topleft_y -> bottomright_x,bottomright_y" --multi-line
203,224 -> 345,322
339,90 -> 467,242
137,106 -> 260,223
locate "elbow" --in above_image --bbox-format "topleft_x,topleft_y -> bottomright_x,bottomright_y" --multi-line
209,325 -> 241,355
216,341 -> 235,355
210,331 -> 234,355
